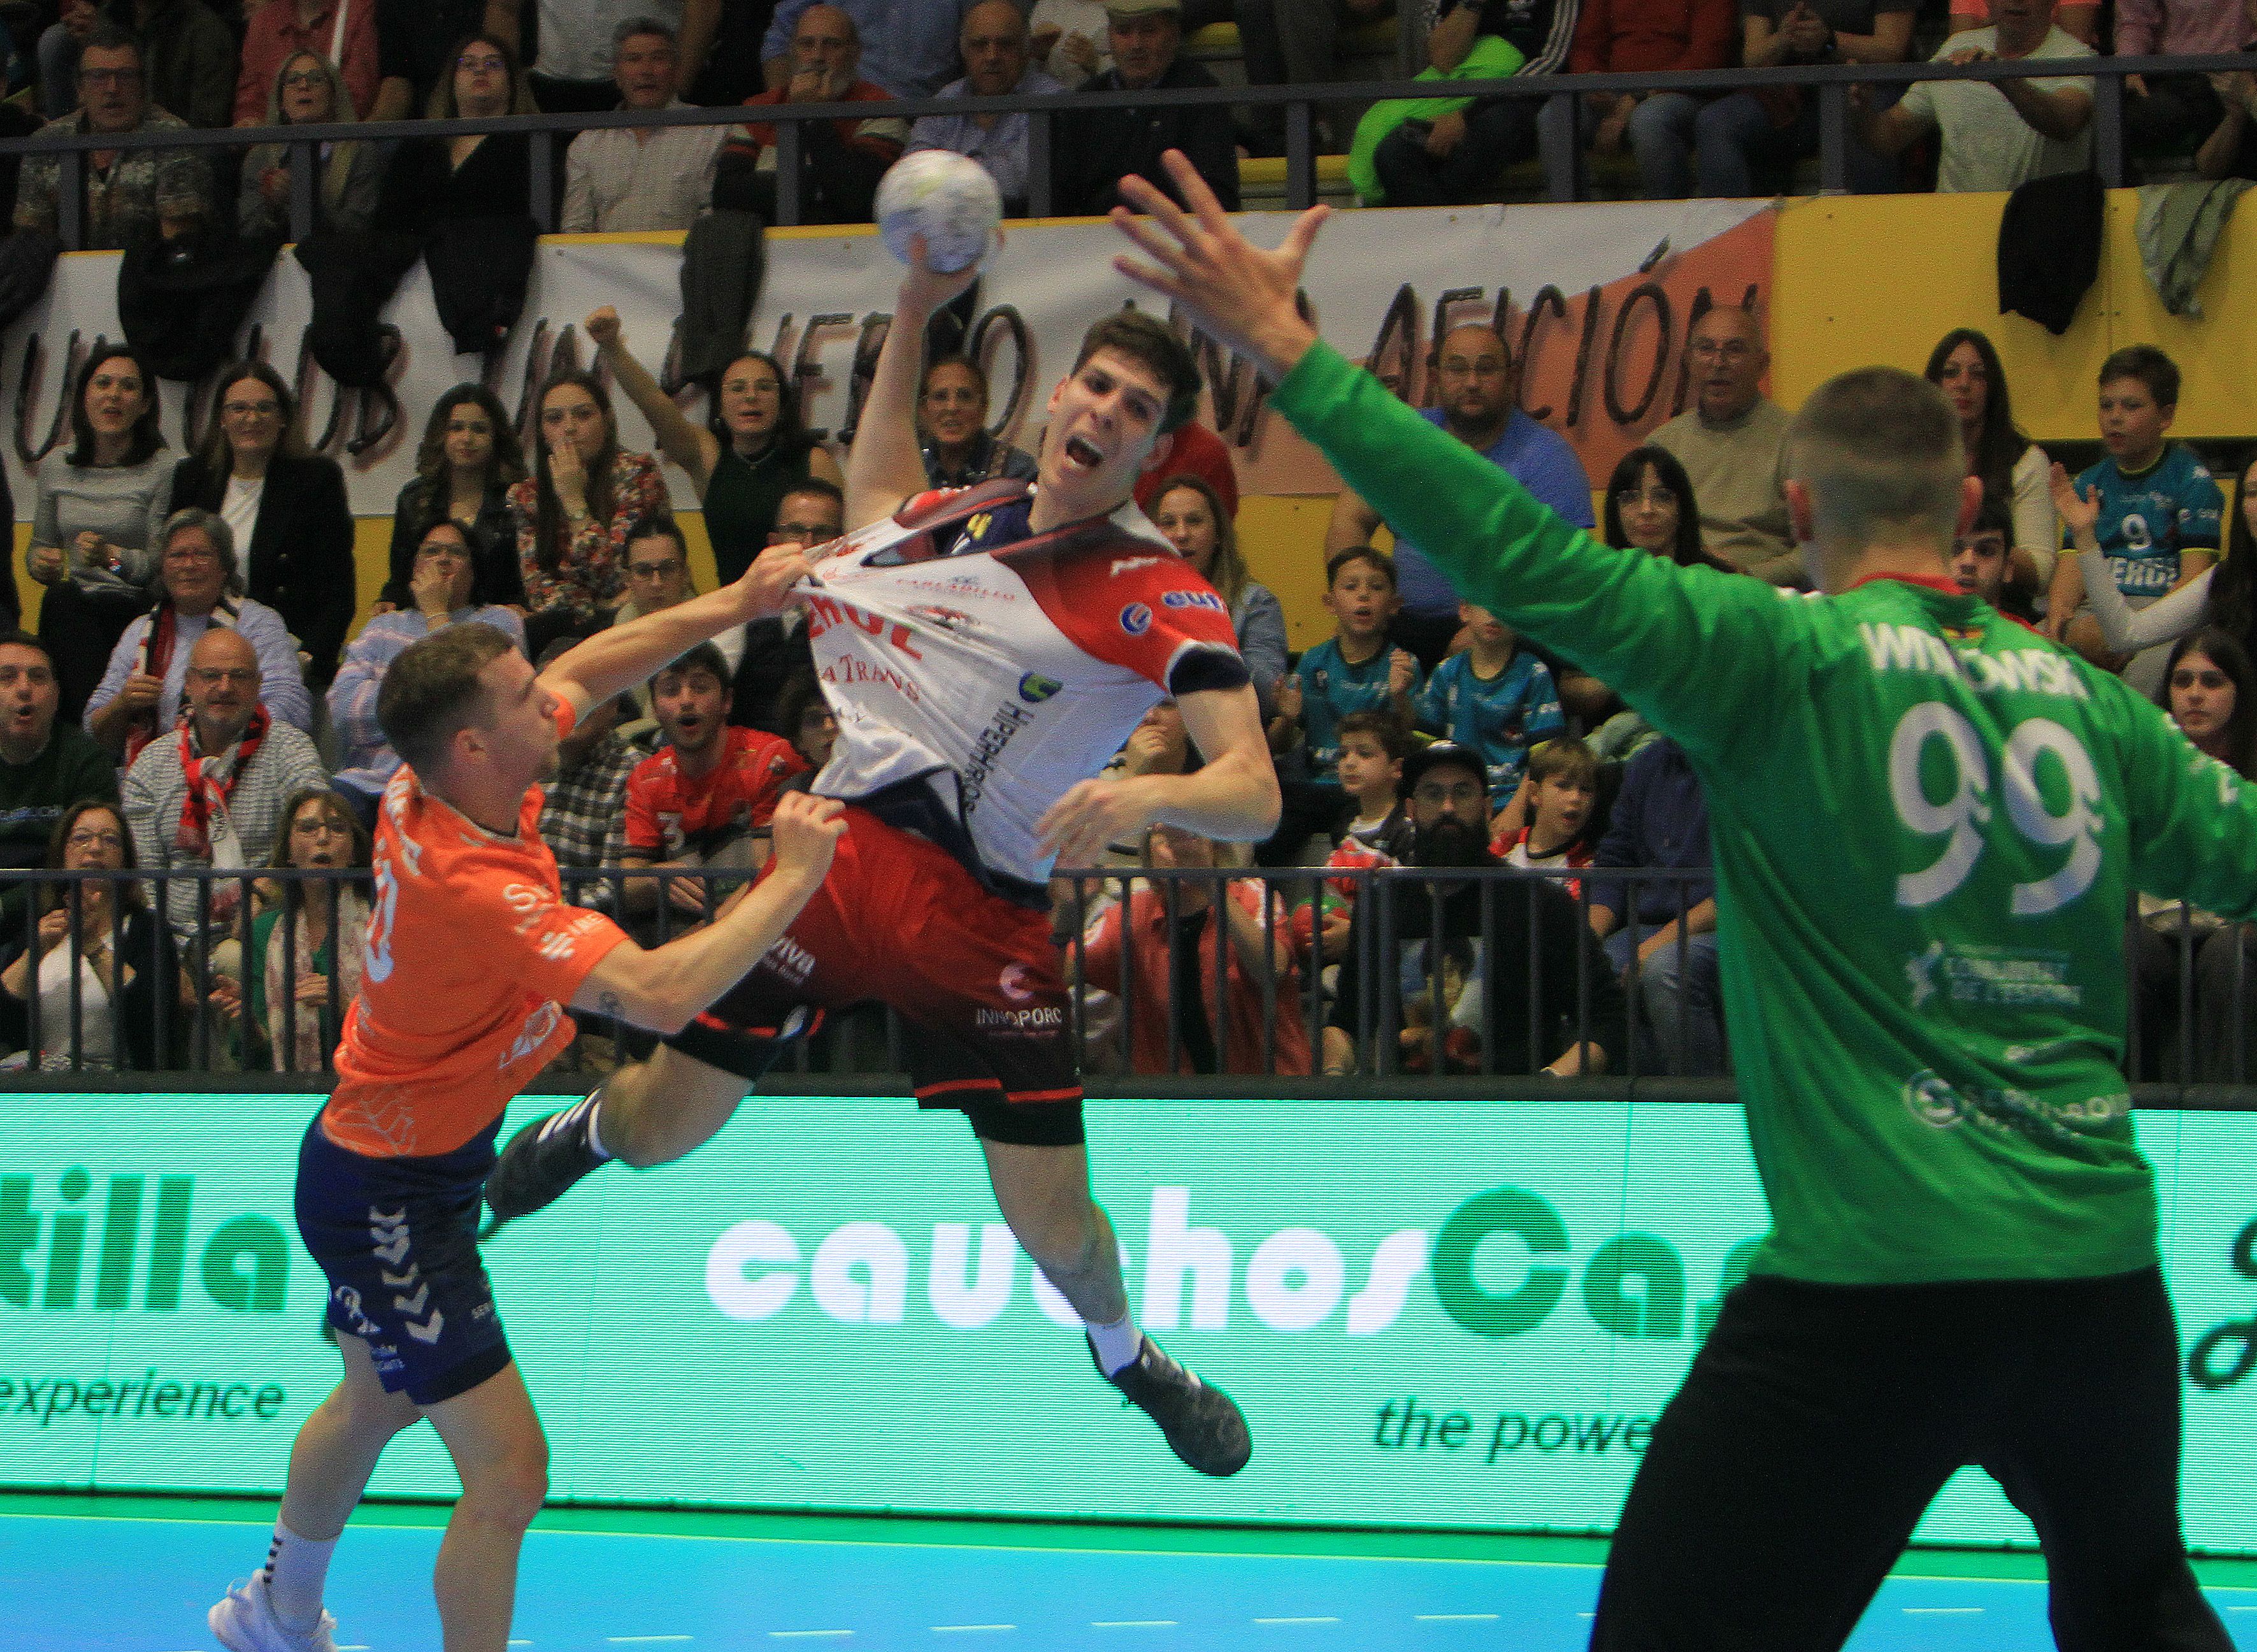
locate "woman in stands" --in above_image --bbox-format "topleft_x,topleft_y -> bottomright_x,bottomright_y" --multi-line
239,50 -> 385,240
1925,329 -> 2057,603
171,361 -> 356,690
24,345 -> 173,721
1150,473 -> 1286,712
509,368 -> 666,658
2057,450 -> 2257,663
378,386 -> 527,614
230,787 -> 372,1075
2130,627 -> 2257,1081
0,800 -> 179,1072
584,305 -> 842,587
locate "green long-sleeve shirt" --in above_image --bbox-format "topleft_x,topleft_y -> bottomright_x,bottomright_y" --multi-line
1274,341 -> 2257,1285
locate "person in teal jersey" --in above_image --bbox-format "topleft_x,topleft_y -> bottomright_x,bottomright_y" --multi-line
2049,345 -> 2220,672
1273,545 -> 1422,780
1112,150 -> 2248,1652
1414,601 -> 1564,805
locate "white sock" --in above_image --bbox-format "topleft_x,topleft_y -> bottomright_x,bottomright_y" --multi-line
261,1519 -> 336,1632
1087,1311 -> 1143,1375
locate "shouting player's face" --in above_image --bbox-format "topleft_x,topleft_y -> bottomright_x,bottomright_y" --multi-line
1041,347 -> 1168,517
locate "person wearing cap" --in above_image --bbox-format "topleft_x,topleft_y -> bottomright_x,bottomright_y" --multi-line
1054,0 -> 1242,217
1321,740 -> 1626,1077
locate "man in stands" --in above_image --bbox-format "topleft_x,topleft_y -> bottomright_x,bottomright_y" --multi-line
908,1 -> 1065,217
717,3 -> 906,224
1854,0 -> 2094,193
1651,305 -> 1797,584
0,633 -> 117,933
531,0 -> 720,112
17,25 -> 210,248
561,15 -> 729,233
536,637 -> 654,912
732,482 -> 841,730
764,0 -> 980,98
1055,0 -> 1241,215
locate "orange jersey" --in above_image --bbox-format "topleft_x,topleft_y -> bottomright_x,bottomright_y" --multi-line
323,702 -> 629,1158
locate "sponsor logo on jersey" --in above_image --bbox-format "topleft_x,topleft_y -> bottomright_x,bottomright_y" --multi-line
975,1004 -> 1064,1034
1110,556 -> 1163,575
805,593 -> 926,660
908,604 -> 977,632
499,1002 -> 563,1070
761,933 -> 818,988
1017,673 -> 1062,704
960,702 -> 1035,819
999,963 -> 1036,1002
1120,603 -> 1153,636
1162,589 -> 1226,613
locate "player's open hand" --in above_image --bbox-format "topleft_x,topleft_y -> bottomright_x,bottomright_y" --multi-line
1038,775 -> 1151,870
1110,150 -> 1327,383
768,793 -> 847,887
729,542 -> 818,622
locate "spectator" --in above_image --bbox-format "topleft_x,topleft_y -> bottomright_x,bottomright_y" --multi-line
1080,825 -> 1310,1075
686,0 -> 778,105
1945,0 -> 2098,46
224,784 -> 369,1072
327,521 -> 529,813
534,635 -> 653,910
561,15 -> 728,233
919,356 -> 1038,489
17,25 -> 211,248
238,50 -> 384,239
1489,733 -> 1598,896
509,368 -> 668,654
717,3 -> 907,224
1545,442 -> 1721,738
2058,449 -> 2257,666
618,642 -> 806,919
104,0 -> 238,131
1030,0 -> 1114,83
2120,0 -> 2251,170
1854,0 -> 2094,194
1272,547 -> 1421,786
1415,601 -> 1564,807
1240,0 -> 1397,154
233,0 -> 379,124
1324,741 -> 1626,1076
731,478 -> 840,729
612,517 -> 743,725
776,670 -> 837,772
1328,323 -> 1594,664
375,29 -> 533,243
1054,0 -> 1241,217
764,0 -> 977,99
0,799 -> 180,1071
1925,327 -> 2057,603
378,385 -> 527,614
1651,305 -> 1796,584
86,508 -> 312,758
587,307 -> 843,587
1949,496 -> 2039,625
170,361 -> 355,690
1694,0 -> 1912,197
2196,69 -> 2257,180
37,1 -> 105,122
1287,707 -> 1411,966
1133,417 -> 1239,520
120,624 -> 330,950
530,1 -> 719,113
24,343 -> 175,722
2049,345 -> 2220,687
1150,473 -> 1286,713
908,1 -> 1066,216
1362,0 -> 1582,210
2131,626 -> 2257,1081
1567,0 -> 1736,199
1589,733 -> 1723,1077
0,633 -> 118,935
371,0 -> 522,120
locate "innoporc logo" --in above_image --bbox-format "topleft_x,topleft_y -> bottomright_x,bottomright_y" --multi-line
704,1184 -> 1755,1344
1,1168 -> 289,1314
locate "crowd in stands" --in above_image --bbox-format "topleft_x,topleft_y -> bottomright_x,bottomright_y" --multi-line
1,1 -> 2254,1084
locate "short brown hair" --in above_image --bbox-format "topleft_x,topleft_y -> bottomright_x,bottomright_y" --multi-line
1326,545 -> 1396,589
1072,310 -> 1201,435
1528,736 -> 1599,791
1785,367 -> 1963,552
378,623 -> 519,775
1336,709 -> 1410,760
2099,344 -> 2180,409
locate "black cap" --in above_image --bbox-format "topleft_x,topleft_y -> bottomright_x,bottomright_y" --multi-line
1397,740 -> 1486,801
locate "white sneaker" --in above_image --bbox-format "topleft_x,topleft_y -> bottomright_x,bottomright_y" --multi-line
209,1572 -> 339,1652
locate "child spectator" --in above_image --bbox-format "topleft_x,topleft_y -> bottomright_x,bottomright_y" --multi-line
1415,600 -> 1564,808
1291,708 -> 1413,965
2049,346 -> 2222,689
1491,735 -> 1599,900
1272,546 -> 1421,782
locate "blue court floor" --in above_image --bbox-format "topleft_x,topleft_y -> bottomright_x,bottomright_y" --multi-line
4,1504 -> 2253,1652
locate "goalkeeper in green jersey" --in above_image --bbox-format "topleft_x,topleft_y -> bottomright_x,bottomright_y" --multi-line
1108,153 -> 2249,1651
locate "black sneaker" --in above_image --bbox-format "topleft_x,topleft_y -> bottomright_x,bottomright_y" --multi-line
480,1093 -> 608,1240
1092,1333 -> 1252,1477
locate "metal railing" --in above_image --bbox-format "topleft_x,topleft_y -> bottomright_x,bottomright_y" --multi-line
4,863 -> 2252,1109
4,50 -> 2256,249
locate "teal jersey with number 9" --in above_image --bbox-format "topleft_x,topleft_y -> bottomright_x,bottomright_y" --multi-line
1275,343 -> 2257,1285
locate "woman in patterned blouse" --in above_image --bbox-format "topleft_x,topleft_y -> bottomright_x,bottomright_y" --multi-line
507,368 -> 665,657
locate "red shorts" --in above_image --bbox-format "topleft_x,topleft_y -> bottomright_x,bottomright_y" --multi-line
663,806 -> 1084,1146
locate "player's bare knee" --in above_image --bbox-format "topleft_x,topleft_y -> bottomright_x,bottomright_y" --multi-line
610,1049 -> 745,1168
461,1441 -> 548,1532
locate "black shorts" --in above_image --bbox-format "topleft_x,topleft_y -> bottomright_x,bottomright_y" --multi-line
295,1112 -> 512,1407
664,807 -> 1084,1148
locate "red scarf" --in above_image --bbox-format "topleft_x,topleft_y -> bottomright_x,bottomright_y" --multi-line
176,705 -> 269,859
126,598 -> 240,766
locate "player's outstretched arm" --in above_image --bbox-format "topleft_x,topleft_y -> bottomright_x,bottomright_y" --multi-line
572,793 -> 847,1035
844,236 -> 986,533
541,542 -> 815,719
1037,683 -> 1280,867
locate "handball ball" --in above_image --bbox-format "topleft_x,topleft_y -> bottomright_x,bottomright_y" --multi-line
876,151 -> 1003,275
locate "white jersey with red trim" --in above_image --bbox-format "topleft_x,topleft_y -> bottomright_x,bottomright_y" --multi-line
800,481 -> 1250,891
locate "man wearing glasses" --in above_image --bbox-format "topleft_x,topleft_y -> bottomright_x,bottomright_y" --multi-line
730,478 -> 845,729
14,25 -> 210,248
1651,305 -> 1799,584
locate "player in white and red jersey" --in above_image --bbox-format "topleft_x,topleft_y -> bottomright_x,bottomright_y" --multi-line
209,564 -> 845,1652
485,243 -> 1282,1478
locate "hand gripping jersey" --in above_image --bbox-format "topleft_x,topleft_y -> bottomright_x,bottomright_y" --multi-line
800,480 -> 1250,895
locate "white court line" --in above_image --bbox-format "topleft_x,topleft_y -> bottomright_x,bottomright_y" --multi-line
607,1639 -> 694,1645
771,1634 -> 855,1641
931,1627 -> 1017,1635
1415,1615 -> 1501,1623
1904,1607 -> 1984,1615
1254,1618 -> 1340,1625
1091,1623 -> 1179,1629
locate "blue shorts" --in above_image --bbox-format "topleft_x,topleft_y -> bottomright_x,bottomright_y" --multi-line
295,1111 -> 512,1407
